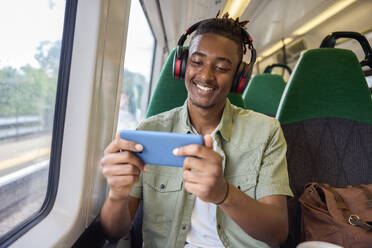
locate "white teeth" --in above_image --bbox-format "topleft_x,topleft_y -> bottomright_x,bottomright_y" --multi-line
196,84 -> 213,91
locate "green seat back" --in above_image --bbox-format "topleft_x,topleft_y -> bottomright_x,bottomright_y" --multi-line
277,48 -> 372,124
242,74 -> 286,116
277,48 -> 372,248
146,48 -> 245,118
146,48 -> 187,117
226,92 -> 245,109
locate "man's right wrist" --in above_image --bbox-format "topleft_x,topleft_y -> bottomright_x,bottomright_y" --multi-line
108,191 -> 129,202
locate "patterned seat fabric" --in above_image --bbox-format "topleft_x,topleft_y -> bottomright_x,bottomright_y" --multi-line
283,119 -> 372,246
277,48 -> 372,247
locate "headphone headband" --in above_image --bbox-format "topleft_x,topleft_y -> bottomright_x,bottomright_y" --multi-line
177,18 -> 256,65
173,18 -> 256,94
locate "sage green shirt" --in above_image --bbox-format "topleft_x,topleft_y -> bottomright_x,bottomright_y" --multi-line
130,99 -> 293,248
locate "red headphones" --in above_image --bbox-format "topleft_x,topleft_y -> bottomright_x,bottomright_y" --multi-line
172,19 -> 257,94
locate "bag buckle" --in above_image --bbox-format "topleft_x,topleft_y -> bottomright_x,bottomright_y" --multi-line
348,214 -> 360,226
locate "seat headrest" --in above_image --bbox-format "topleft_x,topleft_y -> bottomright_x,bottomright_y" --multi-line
146,48 -> 187,118
243,74 -> 286,116
277,48 -> 372,125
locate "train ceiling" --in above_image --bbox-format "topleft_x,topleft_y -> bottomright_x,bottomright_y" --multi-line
142,0 -> 365,57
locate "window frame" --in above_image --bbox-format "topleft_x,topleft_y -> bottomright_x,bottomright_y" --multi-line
138,0 -> 157,107
0,0 -> 77,246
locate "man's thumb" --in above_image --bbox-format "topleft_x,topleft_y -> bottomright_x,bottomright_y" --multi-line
204,134 -> 213,149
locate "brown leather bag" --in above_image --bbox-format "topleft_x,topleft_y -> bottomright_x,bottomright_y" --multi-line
299,183 -> 372,248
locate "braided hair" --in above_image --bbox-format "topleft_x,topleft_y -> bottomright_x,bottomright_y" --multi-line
191,13 -> 250,61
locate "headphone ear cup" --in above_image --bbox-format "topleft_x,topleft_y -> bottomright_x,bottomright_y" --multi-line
179,48 -> 188,80
172,47 -> 188,80
231,62 -> 253,94
173,47 -> 182,79
231,62 -> 245,93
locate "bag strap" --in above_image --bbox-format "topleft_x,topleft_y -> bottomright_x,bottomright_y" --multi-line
322,184 -> 372,232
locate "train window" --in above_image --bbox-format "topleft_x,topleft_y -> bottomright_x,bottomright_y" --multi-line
117,0 -> 155,131
0,0 -> 71,244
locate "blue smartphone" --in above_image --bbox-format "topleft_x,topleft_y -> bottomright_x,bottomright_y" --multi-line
119,130 -> 204,167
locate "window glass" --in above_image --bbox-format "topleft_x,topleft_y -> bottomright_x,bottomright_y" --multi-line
117,0 -> 155,131
0,0 -> 65,237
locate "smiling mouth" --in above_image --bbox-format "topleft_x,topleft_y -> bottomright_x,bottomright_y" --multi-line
192,80 -> 215,92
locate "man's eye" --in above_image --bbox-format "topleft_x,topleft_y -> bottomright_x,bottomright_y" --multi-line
216,66 -> 229,72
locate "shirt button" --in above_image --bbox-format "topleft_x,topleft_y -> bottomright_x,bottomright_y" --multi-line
217,224 -> 221,230
182,224 -> 187,230
160,184 -> 165,189
237,185 -> 241,190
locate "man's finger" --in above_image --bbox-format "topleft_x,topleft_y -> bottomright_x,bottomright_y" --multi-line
173,144 -> 207,158
183,156 -> 207,171
104,137 -> 143,155
174,144 -> 221,166
184,182 -> 206,198
182,169 -> 203,184
101,151 -> 145,172
107,175 -> 140,188
204,134 -> 213,149
102,164 -> 141,177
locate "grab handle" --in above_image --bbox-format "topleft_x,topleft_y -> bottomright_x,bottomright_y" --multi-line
263,63 -> 292,75
320,31 -> 372,69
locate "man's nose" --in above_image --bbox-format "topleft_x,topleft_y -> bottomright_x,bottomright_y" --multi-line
199,65 -> 215,82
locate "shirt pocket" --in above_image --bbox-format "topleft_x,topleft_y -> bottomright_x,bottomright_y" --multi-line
143,172 -> 183,223
226,172 -> 258,199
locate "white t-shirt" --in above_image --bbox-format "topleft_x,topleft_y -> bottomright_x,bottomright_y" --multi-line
185,126 -> 224,248
185,198 -> 224,248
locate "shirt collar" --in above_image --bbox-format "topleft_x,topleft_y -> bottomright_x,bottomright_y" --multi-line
179,98 -> 233,141
216,98 -> 233,142
179,99 -> 193,134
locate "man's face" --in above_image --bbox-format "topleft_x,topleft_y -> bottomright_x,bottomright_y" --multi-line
185,33 -> 241,110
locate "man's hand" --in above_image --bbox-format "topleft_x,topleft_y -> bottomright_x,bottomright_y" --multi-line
174,134 -> 227,204
100,133 -> 146,201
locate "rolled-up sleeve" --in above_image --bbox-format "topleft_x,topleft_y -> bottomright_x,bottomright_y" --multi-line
130,173 -> 143,199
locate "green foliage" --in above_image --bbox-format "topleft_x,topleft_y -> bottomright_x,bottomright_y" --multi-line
122,69 -> 146,114
0,40 -> 60,124
0,39 -> 148,128
35,40 -> 61,77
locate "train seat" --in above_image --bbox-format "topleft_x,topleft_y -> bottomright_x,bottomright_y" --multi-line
243,74 -> 286,116
276,48 -> 372,247
145,48 -> 245,118
145,49 -> 188,117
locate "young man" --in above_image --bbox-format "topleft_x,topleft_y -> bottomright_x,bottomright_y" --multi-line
100,16 -> 293,248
